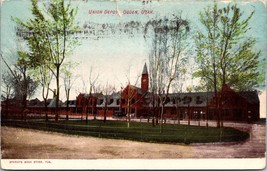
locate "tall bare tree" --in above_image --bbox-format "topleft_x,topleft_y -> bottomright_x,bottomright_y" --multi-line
76,65 -> 100,123
62,61 -> 79,120
88,66 -> 100,121
171,67 -> 187,125
144,14 -> 190,132
122,64 -> 143,128
2,53 -> 38,120
1,71 -> 15,117
101,82 -> 115,123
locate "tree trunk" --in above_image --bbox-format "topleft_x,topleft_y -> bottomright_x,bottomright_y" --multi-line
188,113 -> 190,125
177,107 -> 180,125
178,109 -> 181,125
66,112 -> 69,121
93,103 -> 96,120
160,103 -> 164,133
55,65 -> 60,122
22,94 -> 27,121
66,89 -> 70,121
92,99 -> 96,120
206,106 -> 209,127
213,65 -> 220,128
198,111 -> 201,126
127,100 -> 130,127
219,89 -> 224,128
220,112 -> 224,127
5,99 -> 9,119
156,106 -> 159,125
218,101 -> 223,128
86,102 -> 88,124
104,109 -> 106,123
152,94 -> 155,127
45,99 -> 48,122
188,104 -> 191,126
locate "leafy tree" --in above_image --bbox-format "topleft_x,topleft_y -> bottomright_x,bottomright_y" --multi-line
15,2 -> 54,122
15,52 -> 39,111
14,0 -> 80,121
194,3 -> 262,127
2,52 -> 38,118
29,49 -> 54,121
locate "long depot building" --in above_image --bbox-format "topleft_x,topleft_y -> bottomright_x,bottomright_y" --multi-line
75,63 -> 260,122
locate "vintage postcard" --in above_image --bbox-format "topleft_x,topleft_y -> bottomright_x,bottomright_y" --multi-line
1,0 -> 266,170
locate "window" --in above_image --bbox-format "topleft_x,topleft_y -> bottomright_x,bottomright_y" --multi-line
165,97 -> 170,104
183,96 -> 192,104
196,96 -> 203,104
109,99 -> 114,105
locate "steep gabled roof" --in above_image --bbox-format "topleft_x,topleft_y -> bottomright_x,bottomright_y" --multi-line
28,98 -> 41,107
128,84 -> 147,94
78,93 -> 103,98
47,98 -> 63,108
239,91 -> 259,104
221,84 -> 259,105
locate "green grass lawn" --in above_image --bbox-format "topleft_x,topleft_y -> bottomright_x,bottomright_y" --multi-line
2,119 -> 249,144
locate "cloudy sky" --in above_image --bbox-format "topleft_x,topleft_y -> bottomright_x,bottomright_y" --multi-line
1,0 -> 266,116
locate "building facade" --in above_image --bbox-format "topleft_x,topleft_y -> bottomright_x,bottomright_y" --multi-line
74,63 -> 260,122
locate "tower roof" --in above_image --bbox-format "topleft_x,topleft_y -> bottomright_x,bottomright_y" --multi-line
142,63 -> 148,75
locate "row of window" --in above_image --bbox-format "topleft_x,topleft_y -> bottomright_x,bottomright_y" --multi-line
78,96 -> 205,106
164,96 -> 204,105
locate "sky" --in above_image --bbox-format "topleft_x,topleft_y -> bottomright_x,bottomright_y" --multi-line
1,0 -> 266,117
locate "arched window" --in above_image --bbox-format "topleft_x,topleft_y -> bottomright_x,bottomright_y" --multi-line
196,96 -> 203,104
165,97 -> 170,103
183,96 -> 192,104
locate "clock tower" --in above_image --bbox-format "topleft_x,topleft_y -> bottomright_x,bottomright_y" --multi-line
141,63 -> 149,91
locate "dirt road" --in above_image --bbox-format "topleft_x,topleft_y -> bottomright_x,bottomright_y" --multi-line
1,122 -> 265,159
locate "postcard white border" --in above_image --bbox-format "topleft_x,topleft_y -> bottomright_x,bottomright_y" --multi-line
1,0 -> 266,170
0,158 -> 266,170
